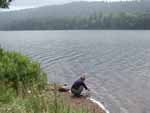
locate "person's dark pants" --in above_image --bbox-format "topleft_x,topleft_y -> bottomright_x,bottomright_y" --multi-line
71,86 -> 83,96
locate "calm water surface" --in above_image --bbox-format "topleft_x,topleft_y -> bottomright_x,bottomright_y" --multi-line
1,30 -> 150,113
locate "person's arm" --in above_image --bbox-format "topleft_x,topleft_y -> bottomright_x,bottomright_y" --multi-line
82,82 -> 89,90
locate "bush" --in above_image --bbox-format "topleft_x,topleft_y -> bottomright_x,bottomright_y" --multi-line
0,84 -> 16,103
0,48 -> 47,96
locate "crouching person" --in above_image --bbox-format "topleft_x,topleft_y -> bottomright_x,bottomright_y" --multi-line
71,76 -> 90,97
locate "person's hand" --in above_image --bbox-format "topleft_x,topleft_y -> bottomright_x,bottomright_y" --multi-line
87,88 -> 90,91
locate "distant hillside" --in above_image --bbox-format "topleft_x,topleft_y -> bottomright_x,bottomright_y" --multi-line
0,0 -> 150,30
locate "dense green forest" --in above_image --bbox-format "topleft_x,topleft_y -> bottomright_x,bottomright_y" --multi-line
1,11 -> 149,30
32,12 -> 150,29
0,0 -> 150,30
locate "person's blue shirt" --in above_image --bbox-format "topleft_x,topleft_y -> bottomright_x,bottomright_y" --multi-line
71,79 -> 88,90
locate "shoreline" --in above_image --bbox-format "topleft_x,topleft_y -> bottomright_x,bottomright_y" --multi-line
56,84 -> 109,113
89,98 -> 110,113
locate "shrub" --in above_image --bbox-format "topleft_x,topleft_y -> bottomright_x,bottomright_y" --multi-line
0,84 -> 16,103
0,48 -> 47,96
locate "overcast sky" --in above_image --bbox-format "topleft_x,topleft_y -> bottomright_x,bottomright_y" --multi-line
10,0 -> 133,7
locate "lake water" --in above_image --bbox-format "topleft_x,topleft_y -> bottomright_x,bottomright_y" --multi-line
0,30 -> 150,113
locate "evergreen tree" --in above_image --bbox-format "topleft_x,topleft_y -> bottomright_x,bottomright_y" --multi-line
0,0 -> 10,8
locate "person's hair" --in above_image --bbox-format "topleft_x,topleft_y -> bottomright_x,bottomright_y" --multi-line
80,76 -> 85,81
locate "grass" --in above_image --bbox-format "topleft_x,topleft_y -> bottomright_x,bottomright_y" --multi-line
0,83 -> 91,113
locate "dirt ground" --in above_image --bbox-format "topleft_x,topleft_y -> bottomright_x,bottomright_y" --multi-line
47,84 -> 106,113
60,92 -> 106,113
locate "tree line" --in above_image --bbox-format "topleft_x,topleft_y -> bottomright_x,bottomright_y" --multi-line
22,12 -> 150,30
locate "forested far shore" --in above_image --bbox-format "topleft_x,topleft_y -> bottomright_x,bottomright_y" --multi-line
0,0 -> 150,30
1,12 -> 150,30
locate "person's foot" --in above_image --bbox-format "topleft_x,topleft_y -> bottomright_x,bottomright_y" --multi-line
73,94 -> 82,97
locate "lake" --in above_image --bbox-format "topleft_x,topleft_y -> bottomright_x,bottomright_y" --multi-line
0,30 -> 150,113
